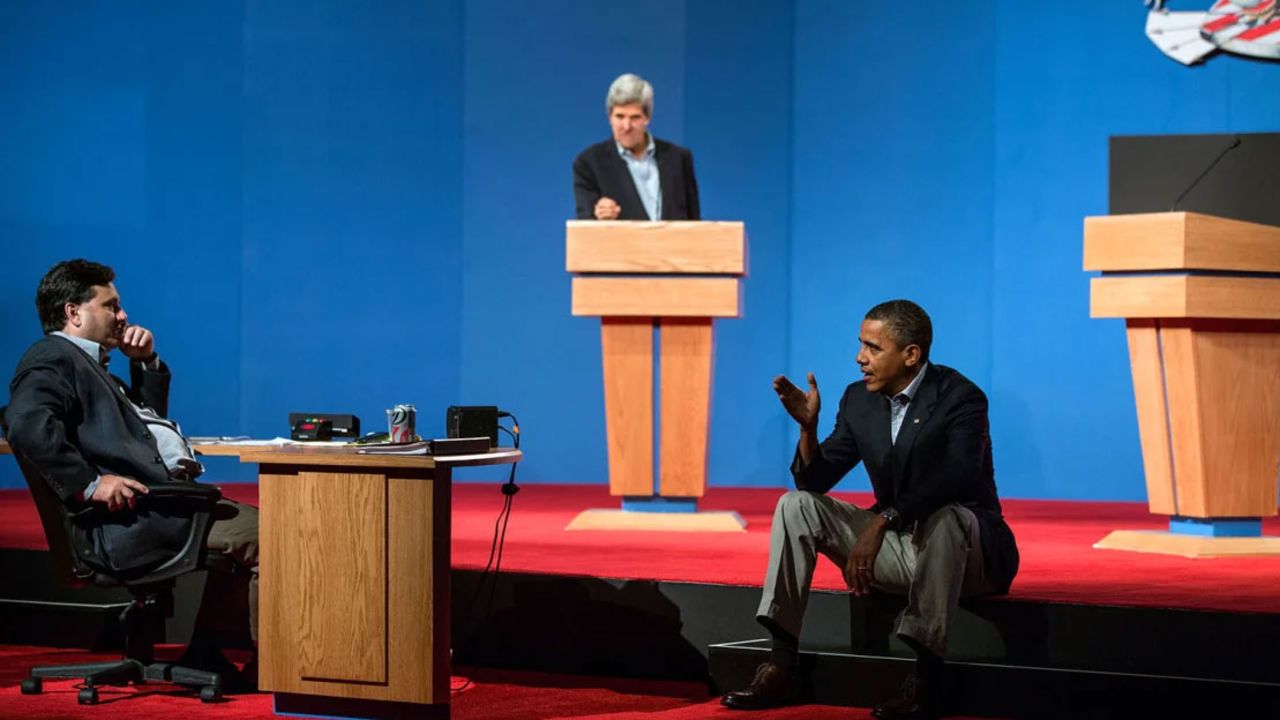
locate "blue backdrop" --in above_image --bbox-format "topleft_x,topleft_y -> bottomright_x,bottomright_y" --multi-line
2,1 -> 1276,501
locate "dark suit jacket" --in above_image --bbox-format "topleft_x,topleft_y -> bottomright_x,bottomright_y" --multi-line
792,364 -> 1019,593
6,334 -> 193,573
572,137 -> 700,220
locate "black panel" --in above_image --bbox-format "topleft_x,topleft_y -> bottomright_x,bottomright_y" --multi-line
275,693 -> 448,720
1110,132 -> 1280,227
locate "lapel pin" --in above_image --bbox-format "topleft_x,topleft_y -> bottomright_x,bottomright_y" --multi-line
913,418 -> 920,424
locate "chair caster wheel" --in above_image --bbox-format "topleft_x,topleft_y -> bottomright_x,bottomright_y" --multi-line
78,687 -> 99,705
20,677 -> 42,694
200,685 -> 223,703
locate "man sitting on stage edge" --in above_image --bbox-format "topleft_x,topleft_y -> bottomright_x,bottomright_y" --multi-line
5,259 -> 260,689
572,72 -> 700,221
721,300 -> 1019,720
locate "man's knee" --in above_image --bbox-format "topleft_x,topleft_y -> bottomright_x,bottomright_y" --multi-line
774,489 -> 821,520
918,505 -> 977,556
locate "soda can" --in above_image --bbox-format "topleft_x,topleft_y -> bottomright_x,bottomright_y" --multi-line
387,404 -> 416,443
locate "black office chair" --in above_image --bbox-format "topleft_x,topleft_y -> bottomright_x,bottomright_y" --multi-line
1,410 -> 228,704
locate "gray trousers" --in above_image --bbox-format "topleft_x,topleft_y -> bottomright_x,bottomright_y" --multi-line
204,499 -> 260,643
756,490 -> 989,657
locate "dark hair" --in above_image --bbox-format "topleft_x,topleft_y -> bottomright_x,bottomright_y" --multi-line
36,259 -> 115,334
865,299 -> 932,361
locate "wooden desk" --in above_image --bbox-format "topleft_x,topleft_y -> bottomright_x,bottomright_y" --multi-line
4,436 -> 512,715
240,446 -> 520,719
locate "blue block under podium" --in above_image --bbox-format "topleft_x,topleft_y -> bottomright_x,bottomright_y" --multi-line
1169,516 -> 1262,537
622,496 -> 698,513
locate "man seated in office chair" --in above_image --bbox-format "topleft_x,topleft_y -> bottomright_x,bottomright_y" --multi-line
5,258 -> 260,688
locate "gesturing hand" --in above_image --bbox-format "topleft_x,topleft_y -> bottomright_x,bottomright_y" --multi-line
92,474 -> 150,512
118,325 -> 155,363
772,372 -> 820,432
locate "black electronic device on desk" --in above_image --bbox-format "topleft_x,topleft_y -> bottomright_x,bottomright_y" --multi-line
446,405 -> 499,444
288,412 -> 360,441
291,418 -> 333,441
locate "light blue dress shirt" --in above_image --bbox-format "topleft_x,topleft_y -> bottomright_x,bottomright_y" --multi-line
616,133 -> 661,220
890,362 -> 929,444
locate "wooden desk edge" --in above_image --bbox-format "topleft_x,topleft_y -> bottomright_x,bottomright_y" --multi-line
235,447 -> 521,469
2,439 -> 521,468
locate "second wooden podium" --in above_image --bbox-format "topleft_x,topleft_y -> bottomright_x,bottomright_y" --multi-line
1084,211 -> 1280,557
565,220 -> 746,531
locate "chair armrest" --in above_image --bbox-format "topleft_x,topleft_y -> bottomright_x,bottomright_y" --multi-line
144,483 -> 223,503
68,483 -> 222,525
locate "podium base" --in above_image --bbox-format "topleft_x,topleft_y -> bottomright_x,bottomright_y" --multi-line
565,509 -> 746,532
1094,530 -> 1280,558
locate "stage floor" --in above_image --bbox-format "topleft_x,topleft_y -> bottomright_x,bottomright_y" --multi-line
3,484 -> 1279,614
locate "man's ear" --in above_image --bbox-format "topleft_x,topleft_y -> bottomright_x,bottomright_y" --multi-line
64,302 -> 81,328
904,344 -> 922,368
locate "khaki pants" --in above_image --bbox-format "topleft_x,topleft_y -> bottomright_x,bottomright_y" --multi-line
204,499 -> 260,643
756,490 -> 990,656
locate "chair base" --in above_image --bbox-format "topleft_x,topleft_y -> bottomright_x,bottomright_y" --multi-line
24,659 -> 224,704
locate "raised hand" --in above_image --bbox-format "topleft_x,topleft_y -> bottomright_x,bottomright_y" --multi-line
772,372 -> 820,432
118,325 -> 155,362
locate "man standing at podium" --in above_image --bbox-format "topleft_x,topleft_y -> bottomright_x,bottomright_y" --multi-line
721,300 -> 1019,720
572,73 -> 700,221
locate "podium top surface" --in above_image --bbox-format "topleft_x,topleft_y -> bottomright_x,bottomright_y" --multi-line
566,220 -> 745,274
1083,212 -> 1280,273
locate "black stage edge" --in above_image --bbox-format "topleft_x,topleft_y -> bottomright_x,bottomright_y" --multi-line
275,692 -> 447,720
708,640 -> 1280,719
10,557 -> 1280,716
455,569 -> 1280,716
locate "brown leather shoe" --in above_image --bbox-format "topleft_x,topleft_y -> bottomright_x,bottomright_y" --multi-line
871,673 -> 941,720
720,661 -> 801,710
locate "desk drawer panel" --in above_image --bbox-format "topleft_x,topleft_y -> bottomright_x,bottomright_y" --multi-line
267,470 -> 388,685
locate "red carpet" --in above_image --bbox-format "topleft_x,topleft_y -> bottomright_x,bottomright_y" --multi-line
449,484 -> 1280,614
4,483 -> 1280,613
0,644 -> 950,719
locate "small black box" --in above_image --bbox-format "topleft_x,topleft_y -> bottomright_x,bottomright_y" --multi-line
290,418 -> 332,441
288,412 -> 361,439
446,406 -> 498,445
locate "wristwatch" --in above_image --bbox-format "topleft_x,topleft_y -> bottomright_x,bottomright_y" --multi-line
879,507 -> 900,527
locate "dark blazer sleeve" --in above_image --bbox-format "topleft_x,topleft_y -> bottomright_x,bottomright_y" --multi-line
895,383 -> 990,525
6,356 -> 99,503
127,359 -> 171,417
791,385 -> 863,494
683,147 -> 700,221
572,150 -> 602,220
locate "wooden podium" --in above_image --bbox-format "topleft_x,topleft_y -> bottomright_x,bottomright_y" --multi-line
565,220 -> 747,532
1084,212 -> 1280,557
